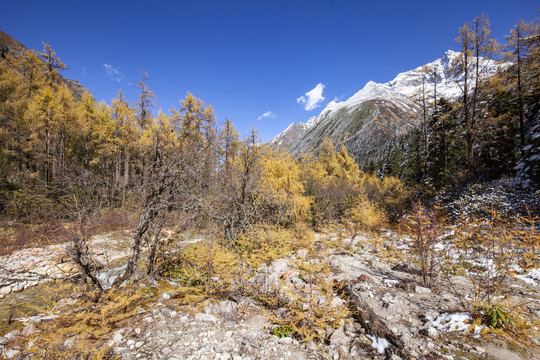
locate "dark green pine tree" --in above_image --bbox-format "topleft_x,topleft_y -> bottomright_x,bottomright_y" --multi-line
426,98 -> 466,189
476,88 -> 518,179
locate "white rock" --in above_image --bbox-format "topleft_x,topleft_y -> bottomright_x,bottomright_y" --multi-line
297,249 -> 308,258
329,330 -> 349,346
330,297 -> 345,308
159,292 -> 171,301
426,327 -> 438,338
415,286 -> 432,294
111,331 -> 123,344
0,286 -> 12,295
475,346 -> 485,354
195,313 -> 217,323
278,337 -> 294,345
4,349 -> 20,359
4,330 -> 20,340
245,314 -> 268,330
204,300 -> 239,320
269,259 -> 289,278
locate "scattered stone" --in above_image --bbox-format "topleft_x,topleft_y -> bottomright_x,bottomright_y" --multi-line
426,327 -> 438,338
475,346 -> 485,354
21,323 -> 39,337
245,315 -> 270,330
58,263 -> 76,273
329,330 -> 349,347
269,259 -> 289,278
0,286 -> 12,295
216,338 -> 236,353
415,286 -> 432,294
330,296 -> 345,308
4,330 -> 20,340
237,296 -> 258,307
4,349 -> 20,359
0,336 -> 8,345
278,337 -> 294,345
161,306 -> 177,319
423,310 -> 439,322
204,300 -> 239,320
63,338 -> 77,349
305,340 -> 318,351
297,249 -> 308,258
159,292 -> 171,301
274,308 -> 287,319
195,313 -> 217,323
111,330 -> 123,345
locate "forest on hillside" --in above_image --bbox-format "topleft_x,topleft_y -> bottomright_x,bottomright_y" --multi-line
0,15 -> 538,228
367,16 -> 539,196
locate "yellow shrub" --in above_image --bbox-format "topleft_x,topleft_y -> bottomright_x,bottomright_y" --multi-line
236,225 -> 315,268
343,197 -> 387,234
164,240 -> 240,294
259,149 -> 312,224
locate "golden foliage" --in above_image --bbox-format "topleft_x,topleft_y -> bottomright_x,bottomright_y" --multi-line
28,286 -> 151,359
259,149 -> 312,224
236,225 -> 315,269
163,239 -> 240,295
343,196 -> 387,235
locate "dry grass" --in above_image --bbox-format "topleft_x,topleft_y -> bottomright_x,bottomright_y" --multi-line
0,222 -> 74,255
27,286 -> 154,359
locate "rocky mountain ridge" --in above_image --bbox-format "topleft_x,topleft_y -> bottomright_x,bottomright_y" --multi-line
270,50 -> 501,161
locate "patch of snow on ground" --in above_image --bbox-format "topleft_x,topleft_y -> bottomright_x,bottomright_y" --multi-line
366,335 -> 389,354
433,312 -> 472,333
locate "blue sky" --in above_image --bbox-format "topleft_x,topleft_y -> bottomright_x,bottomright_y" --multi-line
1,0 -> 538,141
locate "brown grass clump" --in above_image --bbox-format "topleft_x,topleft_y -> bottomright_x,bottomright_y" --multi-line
0,222 -> 73,255
88,208 -> 137,234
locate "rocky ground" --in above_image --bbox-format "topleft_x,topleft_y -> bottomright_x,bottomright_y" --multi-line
0,229 -> 539,360
0,232 -> 133,296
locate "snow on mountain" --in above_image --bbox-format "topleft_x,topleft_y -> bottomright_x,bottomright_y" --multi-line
385,50 -> 500,100
269,121 -> 309,148
270,50 -> 503,155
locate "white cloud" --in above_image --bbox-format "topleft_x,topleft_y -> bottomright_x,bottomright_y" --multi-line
103,64 -> 124,82
297,83 -> 325,111
257,111 -> 276,121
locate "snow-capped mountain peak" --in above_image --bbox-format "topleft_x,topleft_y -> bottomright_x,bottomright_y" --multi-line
269,50 -> 504,153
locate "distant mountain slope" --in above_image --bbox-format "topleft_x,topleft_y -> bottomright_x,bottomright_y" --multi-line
270,50 -> 500,162
289,82 -> 422,161
0,30 -> 27,57
0,29 -> 88,100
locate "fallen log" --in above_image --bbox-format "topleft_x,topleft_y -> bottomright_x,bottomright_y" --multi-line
337,282 -> 411,359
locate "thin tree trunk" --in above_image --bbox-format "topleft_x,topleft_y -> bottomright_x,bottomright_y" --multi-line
147,223 -> 163,276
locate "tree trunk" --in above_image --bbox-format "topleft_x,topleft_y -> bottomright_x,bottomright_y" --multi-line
147,223 -> 163,276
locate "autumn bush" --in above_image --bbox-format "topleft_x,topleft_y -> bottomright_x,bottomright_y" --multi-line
162,238 -> 240,295
401,202 -> 440,288
441,212 -> 539,315
342,196 -> 387,237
